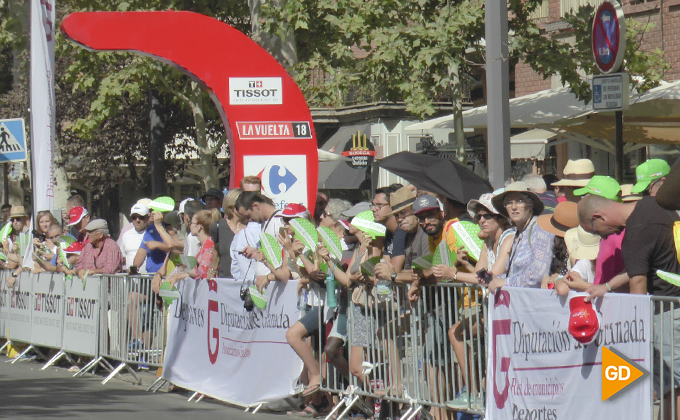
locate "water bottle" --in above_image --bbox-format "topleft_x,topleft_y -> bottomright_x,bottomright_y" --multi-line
297,289 -> 307,311
375,258 -> 393,303
325,269 -> 338,308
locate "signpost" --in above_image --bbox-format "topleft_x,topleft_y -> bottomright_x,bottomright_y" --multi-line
0,118 -> 27,163
592,0 -> 627,181
592,73 -> 629,112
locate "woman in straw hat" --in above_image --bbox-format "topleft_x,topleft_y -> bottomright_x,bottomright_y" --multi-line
488,182 -> 555,291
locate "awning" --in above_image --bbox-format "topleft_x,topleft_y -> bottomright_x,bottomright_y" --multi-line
406,86 -> 587,131
510,129 -> 557,160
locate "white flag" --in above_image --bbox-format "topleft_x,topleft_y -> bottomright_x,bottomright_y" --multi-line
29,0 -> 56,213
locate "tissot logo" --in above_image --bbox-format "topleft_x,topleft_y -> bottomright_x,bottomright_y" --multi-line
229,77 -> 282,105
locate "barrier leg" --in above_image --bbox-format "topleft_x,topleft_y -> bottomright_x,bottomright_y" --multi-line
102,362 -> 141,385
75,356 -> 101,377
146,377 -> 166,392
0,340 -> 12,355
188,391 -> 202,402
336,395 -> 360,420
251,403 -> 263,413
324,398 -> 346,420
41,350 -> 75,370
10,345 -> 43,364
405,405 -> 424,420
195,394 -> 206,403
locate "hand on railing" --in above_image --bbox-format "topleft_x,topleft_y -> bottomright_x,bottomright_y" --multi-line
433,264 -> 456,282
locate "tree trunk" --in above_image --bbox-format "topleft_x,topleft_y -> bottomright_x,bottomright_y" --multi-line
191,82 -> 218,190
149,90 -> 167,196
248,0 -> 298,71
450,62 -> 466,165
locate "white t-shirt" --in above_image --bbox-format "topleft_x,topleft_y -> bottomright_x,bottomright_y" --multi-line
184,234 -> 200,258
120,228 -> 145,271
572,259 -> 595,283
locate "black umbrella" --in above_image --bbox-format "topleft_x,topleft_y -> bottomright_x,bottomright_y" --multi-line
379,151 -> 493,204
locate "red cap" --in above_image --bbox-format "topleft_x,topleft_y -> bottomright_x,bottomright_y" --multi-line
65,242 -> 85,254
339,220 -> 351,230
68,207 -> 88,226
279,203 -> 308,219
568,294 -> 602,345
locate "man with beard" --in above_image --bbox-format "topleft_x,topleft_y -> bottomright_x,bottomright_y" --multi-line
375,186 -> 428,282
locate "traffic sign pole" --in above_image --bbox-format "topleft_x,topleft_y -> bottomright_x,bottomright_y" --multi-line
592,0 -> 627,182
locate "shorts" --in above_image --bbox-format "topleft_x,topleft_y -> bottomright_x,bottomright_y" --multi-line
424,305 -> 448,366
350,304 -> 386,348
653,307 -> 680,396
299,305 -> 322,335
329,312 -> 348,342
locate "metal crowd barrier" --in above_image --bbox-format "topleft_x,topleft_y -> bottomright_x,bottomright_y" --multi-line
94,274 -> 166,385
0,270 -> 165,386
318,282 -> 487,420
650,296 -> 680,420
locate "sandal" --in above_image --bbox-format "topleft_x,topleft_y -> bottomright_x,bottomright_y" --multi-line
301,383 -> 321,397
298,398 -> 330,418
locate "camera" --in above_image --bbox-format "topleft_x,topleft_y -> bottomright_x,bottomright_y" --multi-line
32,230 -> 46,242
240,286 -> 254,312
476,268 -> 492,285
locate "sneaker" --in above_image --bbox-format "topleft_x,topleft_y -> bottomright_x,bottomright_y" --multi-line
446,394 -> 483,411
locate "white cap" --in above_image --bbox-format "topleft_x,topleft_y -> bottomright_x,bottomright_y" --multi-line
179,198 -> 194,214
130,203 -> 150,217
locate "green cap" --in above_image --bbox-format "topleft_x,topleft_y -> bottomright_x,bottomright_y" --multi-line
573,175 -> 621,201
631,159 -> 670,194
148,196 -> 176,212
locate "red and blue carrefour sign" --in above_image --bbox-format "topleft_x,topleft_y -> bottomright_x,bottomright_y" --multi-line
60,11 -> 318,213
592,0 -> 626,74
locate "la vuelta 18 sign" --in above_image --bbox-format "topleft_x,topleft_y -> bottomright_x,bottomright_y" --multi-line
60,12 -> 318,213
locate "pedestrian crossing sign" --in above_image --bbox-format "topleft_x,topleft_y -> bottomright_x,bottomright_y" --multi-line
0,118 -> 27,163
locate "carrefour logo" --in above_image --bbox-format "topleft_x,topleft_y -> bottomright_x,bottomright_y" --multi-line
229,77 -> 282,105
259,165 -> 298,195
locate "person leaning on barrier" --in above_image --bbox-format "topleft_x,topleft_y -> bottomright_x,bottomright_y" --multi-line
3,206 -> 32,286
60,219 -> 123,278
235,191 -> 284,291
209,189 -> 246,279
578,193 -> 680,418
32,222 -> 62,273
119,203 -> 151,271
445,191 -> 515,410
485,182 -> 555,292
164,210 -> 216,287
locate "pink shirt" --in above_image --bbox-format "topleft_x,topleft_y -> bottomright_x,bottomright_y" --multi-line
594,230 -> 625,285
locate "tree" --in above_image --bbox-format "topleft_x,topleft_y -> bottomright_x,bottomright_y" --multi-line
259,0 -> 668,118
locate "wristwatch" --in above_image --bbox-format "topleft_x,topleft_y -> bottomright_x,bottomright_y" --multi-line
390,273 -> 397,282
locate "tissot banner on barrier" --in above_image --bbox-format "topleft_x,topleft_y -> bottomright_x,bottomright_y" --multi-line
8,272 -> 33,343
162,278 -> 303,407
30,272 -> 64,349
62,275 -> 100,357
487,288 -> 651,420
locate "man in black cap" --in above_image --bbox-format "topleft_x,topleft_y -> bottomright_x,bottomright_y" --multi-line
202,188 -> 224,211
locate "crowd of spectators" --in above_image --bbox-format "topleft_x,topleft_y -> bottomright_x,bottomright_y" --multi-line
3,155 -> 680,419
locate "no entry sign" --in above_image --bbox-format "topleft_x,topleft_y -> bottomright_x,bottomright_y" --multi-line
592,0 -> 626,74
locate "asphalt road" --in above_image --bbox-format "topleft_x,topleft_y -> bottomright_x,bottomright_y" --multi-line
0,355 -> 288,420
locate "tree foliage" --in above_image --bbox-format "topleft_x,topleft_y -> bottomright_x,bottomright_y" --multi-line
260,0 -> 668,119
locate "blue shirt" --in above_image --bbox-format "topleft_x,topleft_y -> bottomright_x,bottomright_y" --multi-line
140,225 -> 166,273
503,217 -> 555,288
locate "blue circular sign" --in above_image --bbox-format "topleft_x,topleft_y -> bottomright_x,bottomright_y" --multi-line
592,1 -> 626,73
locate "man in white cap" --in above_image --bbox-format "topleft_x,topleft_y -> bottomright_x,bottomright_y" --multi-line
552,159 -> 595,203
119,203 -> 150,271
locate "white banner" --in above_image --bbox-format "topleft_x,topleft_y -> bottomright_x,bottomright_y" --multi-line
30,272 -> 64,348
29,0 -> 56,212
0,271 -> 9,339
62,274 -> 99,357
487,288 -> 651,420
163,278 -> 303,407
8,272 -> 33,343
